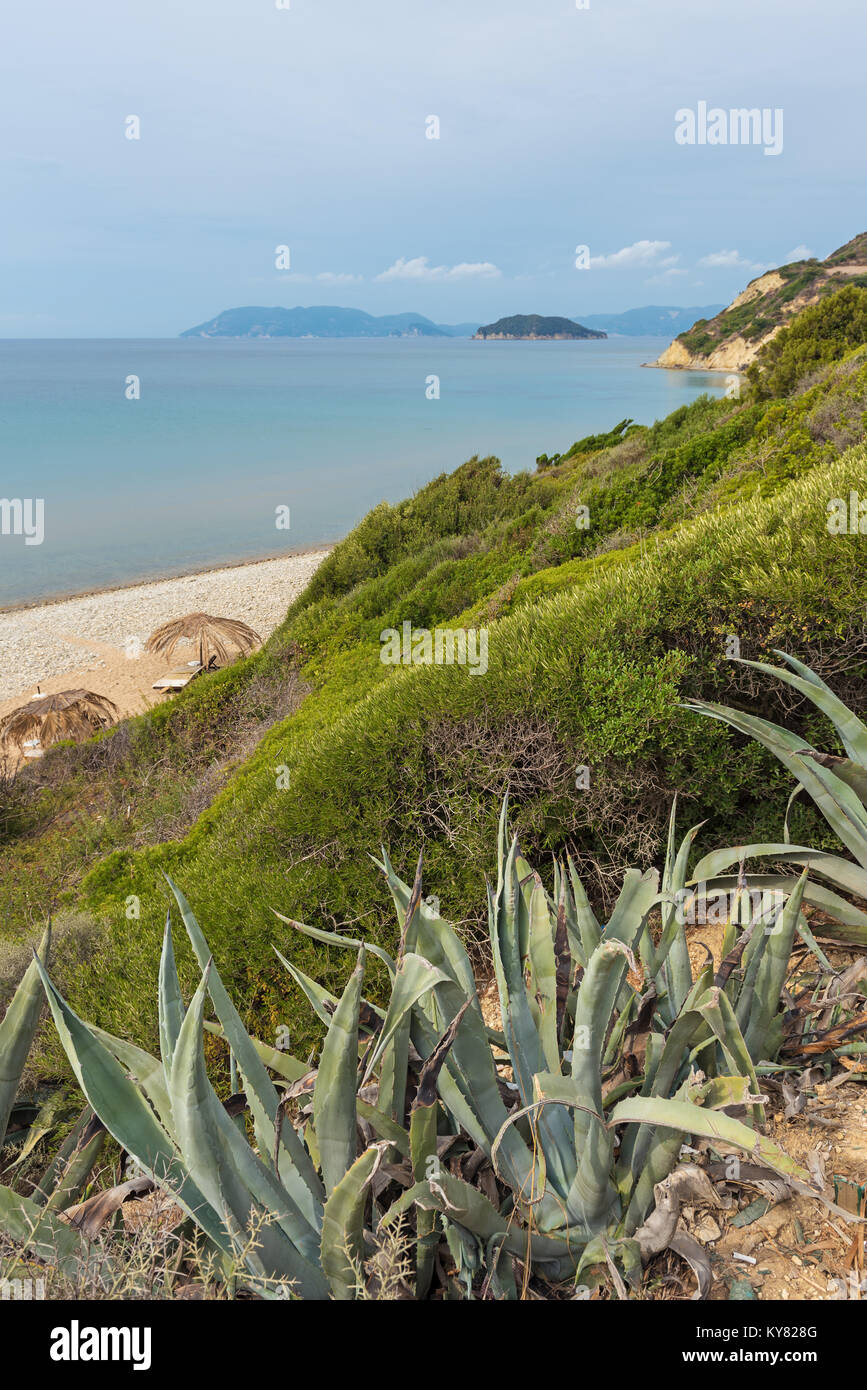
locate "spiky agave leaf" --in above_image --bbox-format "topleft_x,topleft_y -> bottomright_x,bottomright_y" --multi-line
0,925 -> 50,1145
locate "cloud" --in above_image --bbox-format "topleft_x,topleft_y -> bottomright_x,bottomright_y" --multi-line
697,249 -> 772,273
645,267 -> 689,284
590,240 -> 678,270
275,271 -> 363,284
376,256 -> 501,282
786,245 -> 814,261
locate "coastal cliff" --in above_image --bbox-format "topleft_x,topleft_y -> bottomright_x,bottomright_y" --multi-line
649,233 -> 867,370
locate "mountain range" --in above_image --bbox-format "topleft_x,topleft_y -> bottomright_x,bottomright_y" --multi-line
180,304 -> 724,340
180,306 -> 477,339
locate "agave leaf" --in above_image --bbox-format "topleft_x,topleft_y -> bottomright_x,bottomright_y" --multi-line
685,702 -> 867,870
381,1169 -> 583,1266
42,1114 -> 107,1215
409,1101 -> 439,1298
273,908 -> 396,976
564,939 -> 638,1230
7,1086 -> 66,1169
617,1001 -> 707,1183
167,877 -> 324,1213
314,949 -> 365,1196
375,852 -> 478,1004
489,847 -> 576,1199
0,925 -> 50,1145
407,985 -> 555,1228
0,1183 -> 105,1277
692,871 -> 867,938
696,987 -> 763,1118
743,872 -> 807,1061
408,1003 -> 471,1298
567,856 -> 603,962
691,844 -> 867,899
363,952 -> 451,1081
741,652 -> 867,766
608,1094 -> 813,1185
274,950 -> 344,1029
87,1023 -> 173,1127
356,1098 -> 411,1158
33,1103 -> 97,1205
34,957 -> 233,1257
63,1175 -> 155,1239
377,1022 -> 411,1129
621,1071 -> 702,1232
170,966 -> 328,1292
320,1143 -> 386,1300
158,912 -> 184,1072
656,816 -> 704,1019
526,872 -> 561,1072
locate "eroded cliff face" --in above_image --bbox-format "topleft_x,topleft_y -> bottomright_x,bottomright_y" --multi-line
652,330 -> 779,371
648,250 -> 867,372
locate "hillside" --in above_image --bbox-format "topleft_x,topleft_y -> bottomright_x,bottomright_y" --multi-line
474,313 -> 605,340
3,284 -> 867,1076
650,232 -> 867,370
180,306 -> 464,338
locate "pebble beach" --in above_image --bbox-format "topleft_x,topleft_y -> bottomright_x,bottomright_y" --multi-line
0,549 -> 330,716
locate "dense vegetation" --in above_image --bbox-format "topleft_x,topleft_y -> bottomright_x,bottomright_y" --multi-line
2,288 -> 867,1075
473,314 -> 605,339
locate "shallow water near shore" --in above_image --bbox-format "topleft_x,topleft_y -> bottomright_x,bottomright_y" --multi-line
0,337 -> 729,606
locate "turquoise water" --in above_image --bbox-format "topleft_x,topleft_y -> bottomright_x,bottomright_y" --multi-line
0,338 -> 729,606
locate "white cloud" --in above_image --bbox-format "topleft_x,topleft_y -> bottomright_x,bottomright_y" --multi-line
786,244 -> 814,261
273,269 -> 361,283
697,249 -> 772,273
590,240 -> 678,270
376,256 -> 501,282
645,267 -> 689,284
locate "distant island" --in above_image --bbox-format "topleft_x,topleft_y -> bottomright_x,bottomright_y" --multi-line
576,305 -> 724,337
474,314 -> 605,340
179,304 -> 725,341
180,306 -> 478,339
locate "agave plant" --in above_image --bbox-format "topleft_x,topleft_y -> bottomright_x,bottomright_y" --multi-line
283,799 -> 814,1293
0,782 -> 837,1298
685,650 -> 867,946
0,927 -> 114,1275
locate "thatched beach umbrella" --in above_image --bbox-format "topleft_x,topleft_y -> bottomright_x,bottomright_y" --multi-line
145,612 -> 261,669
0,689 -> 120,749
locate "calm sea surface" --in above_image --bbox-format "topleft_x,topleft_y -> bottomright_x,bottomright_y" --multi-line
0,338 -> 730,607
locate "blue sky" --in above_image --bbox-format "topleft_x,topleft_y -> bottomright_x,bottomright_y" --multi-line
1,0 -> 865,336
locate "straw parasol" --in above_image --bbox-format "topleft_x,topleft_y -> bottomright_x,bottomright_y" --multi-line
144,613 -> 262,669
0,689 -> 120,749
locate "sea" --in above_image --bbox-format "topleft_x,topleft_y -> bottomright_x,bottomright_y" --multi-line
0,337 -> 730,608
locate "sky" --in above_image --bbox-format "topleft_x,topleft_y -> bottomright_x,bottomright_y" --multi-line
1,0 -> 865,337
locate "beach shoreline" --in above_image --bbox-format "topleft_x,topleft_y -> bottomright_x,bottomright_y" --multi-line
0,541 -> 335,617
0,548 -> 332,717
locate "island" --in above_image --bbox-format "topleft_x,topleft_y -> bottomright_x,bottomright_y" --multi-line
473,314 -> 606,340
